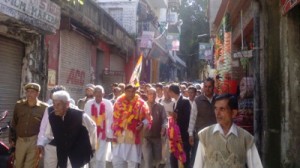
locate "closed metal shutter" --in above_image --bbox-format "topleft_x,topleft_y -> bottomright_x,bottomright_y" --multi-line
0,36 -> 24,142
58,30 -> 92,102
102,54 -> 125,92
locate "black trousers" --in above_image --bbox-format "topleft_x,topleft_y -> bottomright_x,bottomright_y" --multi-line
170,141 -> 191,168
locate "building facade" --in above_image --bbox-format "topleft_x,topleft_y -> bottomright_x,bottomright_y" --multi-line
46,0 -> 136,101
0,0 -> 61,143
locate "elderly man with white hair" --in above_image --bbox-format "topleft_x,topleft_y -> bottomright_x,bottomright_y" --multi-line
45,90 -> 97,168
84,85 -> 114,168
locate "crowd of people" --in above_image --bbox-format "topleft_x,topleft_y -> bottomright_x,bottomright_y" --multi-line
8,78 -> 263,168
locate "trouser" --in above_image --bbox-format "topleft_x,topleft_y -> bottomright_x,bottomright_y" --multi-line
190,132 -> 199,167
112,155 -> 138,168
142,137 -> 162,168
161,136 -> 171,168
44,144 -> 57,168
170,141 -> 190,168
15,136 -> 39,168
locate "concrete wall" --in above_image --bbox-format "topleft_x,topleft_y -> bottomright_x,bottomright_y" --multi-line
260,1 -> 300,167
98,1 -> 138,34
280,5 -> 300,168
0,21 -> 47,100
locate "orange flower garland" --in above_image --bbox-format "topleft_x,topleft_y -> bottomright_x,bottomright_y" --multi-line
91,102 -> 106,140
112,94 -> 152,144
167,116 -> 186,165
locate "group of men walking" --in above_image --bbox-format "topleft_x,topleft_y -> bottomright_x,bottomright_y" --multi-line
8,78 -> 263,168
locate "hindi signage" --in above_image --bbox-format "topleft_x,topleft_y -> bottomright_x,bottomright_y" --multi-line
0,0 -> 61,33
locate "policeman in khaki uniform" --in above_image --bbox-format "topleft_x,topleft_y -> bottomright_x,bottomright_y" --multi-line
9,83 -> 48,168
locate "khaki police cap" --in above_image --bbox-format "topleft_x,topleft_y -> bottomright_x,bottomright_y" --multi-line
24,83 -> 41,92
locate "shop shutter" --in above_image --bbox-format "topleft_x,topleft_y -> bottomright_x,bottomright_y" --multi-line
58,30 -> 92,102
102,54 -> 125,91
0,36 -> 24,142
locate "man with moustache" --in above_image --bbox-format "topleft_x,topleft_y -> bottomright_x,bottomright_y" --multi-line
9,83 -> 48,168
84,85 -> 114,168
193,94 -> 263,168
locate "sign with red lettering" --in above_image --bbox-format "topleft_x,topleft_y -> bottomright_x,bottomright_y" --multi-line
67,69 -> 85,86
281,0 -> 300,14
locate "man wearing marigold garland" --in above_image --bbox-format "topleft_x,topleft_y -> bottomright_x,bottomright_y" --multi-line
112,84 -> 152,168
84,85 -> 114,168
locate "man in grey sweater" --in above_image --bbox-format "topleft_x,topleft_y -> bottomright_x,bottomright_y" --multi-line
142,87 -> 167,168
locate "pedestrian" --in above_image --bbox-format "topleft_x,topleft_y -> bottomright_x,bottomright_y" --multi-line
37,85 -> 71,168
188,78 -> 217,166
77,84 -> 95,110
160,85 -> 175,168
142,87 -> 167,168
110,86 -> 122,104
46,90 -> 97,168
9,83 -> 48,168
155,83 -> 164,103
105,83 -> 118,100
193,94 -> 263,168
84,85 -> 114,168
168,84 -> 191,168
112,84 -> 152,168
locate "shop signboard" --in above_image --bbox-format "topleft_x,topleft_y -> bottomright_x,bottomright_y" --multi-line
0,0 -> 61,33
199,43 -> 212,60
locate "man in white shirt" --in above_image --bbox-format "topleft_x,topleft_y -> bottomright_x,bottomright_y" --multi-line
84,85 -> 114,168
193,94 -> 263,168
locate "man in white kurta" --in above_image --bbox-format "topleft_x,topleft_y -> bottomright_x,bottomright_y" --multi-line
84,85 -> 114,168
193,94 -> 263,168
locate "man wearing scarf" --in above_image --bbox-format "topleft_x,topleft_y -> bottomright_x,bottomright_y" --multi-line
112,84 -> 152,168
84,85 -> 114,168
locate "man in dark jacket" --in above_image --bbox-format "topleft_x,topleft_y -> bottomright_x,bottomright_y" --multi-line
168,84 -> 191,168
47,90 -> 96,168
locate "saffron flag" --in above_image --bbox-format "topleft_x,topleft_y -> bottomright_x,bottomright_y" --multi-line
129,55 -> 143,87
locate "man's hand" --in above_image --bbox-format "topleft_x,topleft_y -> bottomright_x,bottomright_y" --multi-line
189,136 -> 194,146
37,145 -> 44,159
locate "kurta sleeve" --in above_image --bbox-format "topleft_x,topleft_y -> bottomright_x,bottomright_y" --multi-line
104,99 -> 114,139
82,113 -> 97,150
188,101 -> 198,136
37,108 -> 51,146
193,140 -> 205,168
246,144 -> 263,168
